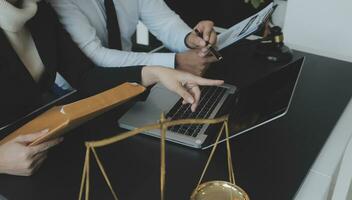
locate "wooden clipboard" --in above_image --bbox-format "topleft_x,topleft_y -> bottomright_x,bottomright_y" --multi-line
0,82 -> 146,146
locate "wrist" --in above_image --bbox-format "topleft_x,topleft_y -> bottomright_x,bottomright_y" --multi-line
175,52 -> 185,69
175,53 -> 180,68
0,165 -> 7,174
141,66 -> 160,87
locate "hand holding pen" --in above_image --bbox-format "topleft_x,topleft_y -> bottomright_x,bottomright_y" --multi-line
184,21 -> 223,60
176,21 -> 222,76
194,29 -> 223,60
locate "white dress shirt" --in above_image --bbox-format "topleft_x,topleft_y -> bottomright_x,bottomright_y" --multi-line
49,0 -> 192,68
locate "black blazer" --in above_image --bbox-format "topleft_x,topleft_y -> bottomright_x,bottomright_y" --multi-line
0,1 -> 143,128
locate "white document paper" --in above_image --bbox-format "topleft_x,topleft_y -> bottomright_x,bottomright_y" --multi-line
217,3 -> 274,50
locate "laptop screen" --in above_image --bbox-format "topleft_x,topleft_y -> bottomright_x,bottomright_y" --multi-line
228,58 -> 304,135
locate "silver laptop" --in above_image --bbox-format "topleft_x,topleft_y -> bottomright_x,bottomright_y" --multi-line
119,58 -> 304,149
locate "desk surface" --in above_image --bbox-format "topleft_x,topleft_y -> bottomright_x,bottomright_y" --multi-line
0,42 -> 351,200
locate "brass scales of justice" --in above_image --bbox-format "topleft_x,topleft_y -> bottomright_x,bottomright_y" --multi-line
78,114 -> 250,200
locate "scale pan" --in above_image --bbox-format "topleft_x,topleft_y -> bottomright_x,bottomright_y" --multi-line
190,181 -> 249,200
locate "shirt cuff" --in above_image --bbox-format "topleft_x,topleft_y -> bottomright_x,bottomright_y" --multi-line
149,52 -> 176,68
176,26 -> 193,52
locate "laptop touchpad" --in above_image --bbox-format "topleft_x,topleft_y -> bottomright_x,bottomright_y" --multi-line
119,84 -> 179,126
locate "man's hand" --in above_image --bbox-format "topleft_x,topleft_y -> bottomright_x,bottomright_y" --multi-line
175,49 -> 217,76
185,20 -> 217,57
180,20 -> 218,75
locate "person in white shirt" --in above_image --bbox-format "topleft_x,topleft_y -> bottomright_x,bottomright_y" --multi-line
49,0 -> 219,89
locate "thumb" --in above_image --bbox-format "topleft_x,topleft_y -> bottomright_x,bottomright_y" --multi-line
15,129 -> 49,144
174,84 -> 195,104
188,33 -> 206,48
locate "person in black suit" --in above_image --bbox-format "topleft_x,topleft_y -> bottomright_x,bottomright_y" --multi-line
0,0 -> 223,176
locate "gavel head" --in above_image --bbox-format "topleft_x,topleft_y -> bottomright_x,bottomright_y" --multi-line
270,26 -> 284,44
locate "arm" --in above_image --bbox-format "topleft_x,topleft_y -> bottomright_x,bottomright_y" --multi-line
138,0 -> 192,53
47,2 -> 143,96
49,0 -> 175,68
49,3 -> 223,106
138,0 -> 219,76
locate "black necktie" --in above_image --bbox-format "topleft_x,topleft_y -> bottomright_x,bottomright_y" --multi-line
104,0 -> 122,50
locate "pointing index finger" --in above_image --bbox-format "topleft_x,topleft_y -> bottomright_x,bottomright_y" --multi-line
194,76 -> 224,86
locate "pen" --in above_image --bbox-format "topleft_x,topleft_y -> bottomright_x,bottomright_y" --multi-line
194,29 -> 223,60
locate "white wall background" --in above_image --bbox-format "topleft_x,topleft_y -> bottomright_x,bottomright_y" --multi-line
283,0 -> 352,62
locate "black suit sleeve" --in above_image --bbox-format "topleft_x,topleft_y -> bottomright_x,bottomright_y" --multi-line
47,3 -> 144,97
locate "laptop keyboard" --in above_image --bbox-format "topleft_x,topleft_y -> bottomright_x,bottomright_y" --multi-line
166,86 -> 227,137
